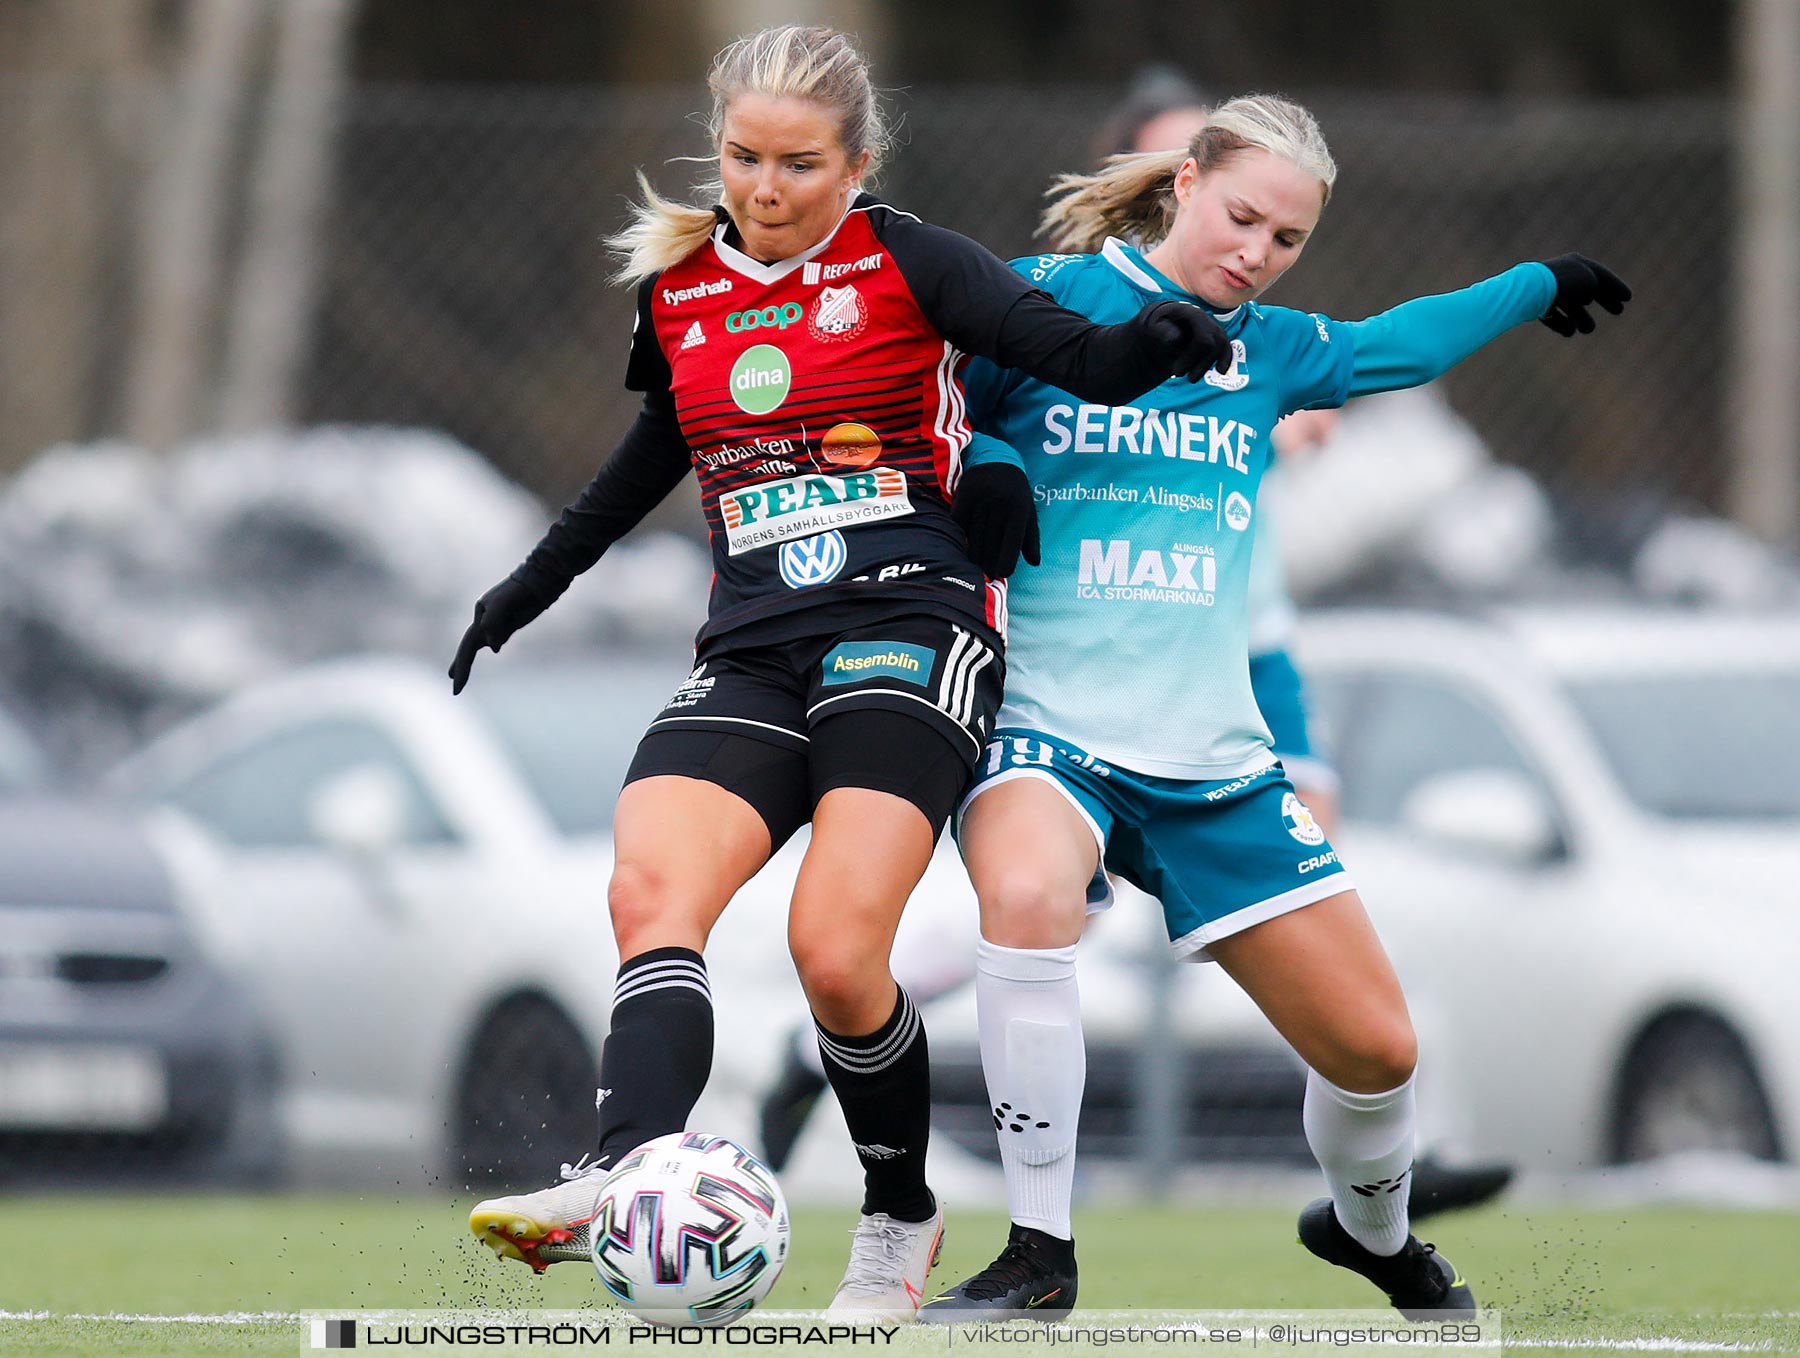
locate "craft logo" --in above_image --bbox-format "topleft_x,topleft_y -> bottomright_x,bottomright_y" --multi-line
778,530 -> 849,588
809,284 -> 869,341
1283,791 -> 1327,846
720,467 -> 912,554
729,344 -> 792,415
726,302 -> 803,333
1224,491 -> 1254,531
1204,338 -> 1250,390
661,277 -> 732,305
821,641 -> 934,686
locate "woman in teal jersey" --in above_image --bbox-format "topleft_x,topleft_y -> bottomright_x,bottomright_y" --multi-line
921,94 -> 1627,1322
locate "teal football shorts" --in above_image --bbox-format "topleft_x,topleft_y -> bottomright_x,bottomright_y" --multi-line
957,728 -> 1353,960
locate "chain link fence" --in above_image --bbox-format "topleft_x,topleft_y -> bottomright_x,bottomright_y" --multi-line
0,82 -> 1741,557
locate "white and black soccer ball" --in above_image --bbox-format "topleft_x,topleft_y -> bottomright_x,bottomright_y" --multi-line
590,1131 -> 790,1327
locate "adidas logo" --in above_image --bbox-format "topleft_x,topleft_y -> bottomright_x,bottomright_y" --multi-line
680,321 -> 705,350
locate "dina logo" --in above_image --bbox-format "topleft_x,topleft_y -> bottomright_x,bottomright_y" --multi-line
729,344 -> 792,415
778,530 -> 848,588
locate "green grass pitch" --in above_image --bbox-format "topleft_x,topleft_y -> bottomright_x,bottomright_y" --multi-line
1,1193 -> 1794,1355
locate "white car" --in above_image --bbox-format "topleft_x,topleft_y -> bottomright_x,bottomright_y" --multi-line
109,648 -> 984,1189
1292,607 -> 1800,1171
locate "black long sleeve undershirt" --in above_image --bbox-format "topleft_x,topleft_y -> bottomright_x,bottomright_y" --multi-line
511,384 -> 691,601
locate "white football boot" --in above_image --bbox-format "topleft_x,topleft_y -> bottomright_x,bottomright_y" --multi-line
824,1203 -> 945,1322
468,1153 -> 612,1273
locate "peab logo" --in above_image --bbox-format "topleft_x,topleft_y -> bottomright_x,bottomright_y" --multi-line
729,344 -> 792,414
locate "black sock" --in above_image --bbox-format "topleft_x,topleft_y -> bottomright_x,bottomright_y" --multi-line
815,988 -> 936,1222
594,947 -> 712,1163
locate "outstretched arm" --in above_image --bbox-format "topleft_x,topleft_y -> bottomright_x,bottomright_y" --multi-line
1345,255 -> 1629,398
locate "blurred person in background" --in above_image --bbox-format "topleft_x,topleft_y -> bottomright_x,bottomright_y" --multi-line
755,70 -> 1511,1224
446,23 -> 1242,1321
920,91 -> 1627,1320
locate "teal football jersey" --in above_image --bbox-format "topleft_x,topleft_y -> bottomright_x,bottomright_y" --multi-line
965,240 -> 1552,778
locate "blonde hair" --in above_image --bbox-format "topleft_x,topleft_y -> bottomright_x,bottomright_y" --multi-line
608,25 -> 890,283
1039,93 -> 1337,255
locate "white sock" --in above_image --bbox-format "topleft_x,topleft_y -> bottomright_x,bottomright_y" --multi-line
976,939 -> 1083,1240
1302,1067 -> 1416,1256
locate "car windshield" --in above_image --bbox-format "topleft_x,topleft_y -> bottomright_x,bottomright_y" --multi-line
465,658 -> 688,837
1564,672 -> 1800,820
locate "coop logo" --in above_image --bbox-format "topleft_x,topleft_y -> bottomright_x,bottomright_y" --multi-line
809,284 -> 869,341
822,642 -> 934,686
1224,491 -> 1253,531
778,530 -> 848,588
719,466 -> 912,554
728,344 -> 792,415
803,251 -> 883,285
310,1318 -> 356,1349
1075,538 -> 1216,605
726,302 -> 804,333
1204,338 -> 1250,390
662,278 -> 733,305
1282,791 -> 1327,846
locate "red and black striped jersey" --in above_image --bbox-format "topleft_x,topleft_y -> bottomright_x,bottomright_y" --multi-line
518,193 -> 1185,649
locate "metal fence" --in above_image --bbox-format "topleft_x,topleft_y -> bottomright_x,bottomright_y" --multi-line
0,82 -> 1731,549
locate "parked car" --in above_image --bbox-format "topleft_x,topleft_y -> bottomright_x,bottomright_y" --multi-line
1297,606 -> 1800,1170
930,607 -> 1800,1176
107,649 -> 987,1190
0,796 -> 281,1185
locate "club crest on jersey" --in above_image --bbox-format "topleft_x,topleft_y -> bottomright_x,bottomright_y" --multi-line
778,530 -> 848,588
1204,339 -> 1249,391
809,284 -> 869,341
720,467 -> 912,555
1282,791 -> 1326,846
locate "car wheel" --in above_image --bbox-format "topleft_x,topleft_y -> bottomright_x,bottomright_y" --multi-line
1612,1013 -> 1782,1163
454,995 -> 600,1190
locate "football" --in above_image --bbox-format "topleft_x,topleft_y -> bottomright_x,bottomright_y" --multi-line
589,1131 -> 790,1327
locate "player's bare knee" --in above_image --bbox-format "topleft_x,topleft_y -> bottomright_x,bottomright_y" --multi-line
977,871 -> 1085,948
790,942 -> 886,1033
607,859 -> 679,952
1330,1023 -> 1418,1093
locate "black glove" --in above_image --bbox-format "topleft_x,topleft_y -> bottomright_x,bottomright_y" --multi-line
447,575 -> 558,694
952,460 -> 1040,579
1130,298 -> 1235,381
1539,254 -> 1631,336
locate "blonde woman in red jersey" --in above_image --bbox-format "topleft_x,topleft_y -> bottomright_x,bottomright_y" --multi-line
451,25 -> 1238,1320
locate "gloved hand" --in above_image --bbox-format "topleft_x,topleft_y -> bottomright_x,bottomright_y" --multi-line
448,576 -> 558,694
1539,255 -> 1631,336
952,460 -> 1041,579
1131,298 -> 1235,380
